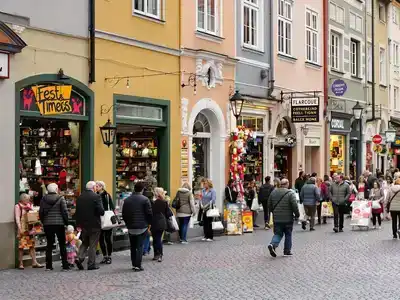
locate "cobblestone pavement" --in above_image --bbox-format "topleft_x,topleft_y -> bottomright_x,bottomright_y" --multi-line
1,219 -> 400,300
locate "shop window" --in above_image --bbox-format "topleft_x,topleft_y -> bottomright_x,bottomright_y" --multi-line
192,113 -> 211,190
330,135 -> 345,175
239,116 -> 264,132
243,136 -> 263,185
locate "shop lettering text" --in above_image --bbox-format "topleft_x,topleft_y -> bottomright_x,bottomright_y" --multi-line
31,85 -> 73,115
291,97 -> 320,123
331,119 -> 344,129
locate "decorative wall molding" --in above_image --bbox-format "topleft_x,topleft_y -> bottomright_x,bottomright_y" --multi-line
195,58 -> 223,89
181,97 -> 189,134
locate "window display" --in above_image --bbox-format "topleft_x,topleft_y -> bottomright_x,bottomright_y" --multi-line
330,135 -> 345,175
243,137 -> 263,185
192,137 -> 209,190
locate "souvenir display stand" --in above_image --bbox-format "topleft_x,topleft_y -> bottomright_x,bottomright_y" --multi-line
350,200 -> 372,231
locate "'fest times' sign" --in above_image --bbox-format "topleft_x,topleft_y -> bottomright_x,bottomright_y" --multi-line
21,84 -> 85,116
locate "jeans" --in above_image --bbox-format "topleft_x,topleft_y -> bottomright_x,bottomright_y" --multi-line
99,229 -> 113,257
143,231 -> 151,254
128,231 -> 146,268
270,222 -> 293,252
303,205 -> 317,229
390,211 -> 400,236
372,213 -> 382,226
333,203 -> 346,230
152,230 -> 164,256
178,216 -> 191,242
203,212 -> 213,239
44,225 -> 68,269
317,202 -> 327,224
78,229 -> 101,268
261,201 -> 270,223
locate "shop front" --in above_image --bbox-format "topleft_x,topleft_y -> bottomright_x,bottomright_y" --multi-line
329,114 -> 351,176
15,74 -> 94,265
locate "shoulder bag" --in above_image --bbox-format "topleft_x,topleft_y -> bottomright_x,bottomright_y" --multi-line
271,191 -> 291,213
172,193 -> 181,209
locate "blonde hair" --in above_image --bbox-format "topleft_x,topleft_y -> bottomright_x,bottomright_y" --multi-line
316,177 -> 323,187
154,187 -> 165,199
96,181 -> 106,190
204,178 -> 214,188
182,182 -> 192,190
359,176 -> 365,183
395,178 -> 400,185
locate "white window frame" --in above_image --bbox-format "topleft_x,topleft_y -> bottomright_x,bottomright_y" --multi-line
196,0 -> 220,35
278,0 -> 293,56
394,86 -> 399,110
379,3 -> 386,22
242,0 -> 264,51
305,8 -> 318,64
329,2 -> 344,25
366,0 -> 372,15
133,0 -> 161,19
330,32 -> 341,71
349,12 -> 363,33
394,42 -> 400,66
380,47 -> 387,85
367,43 -> 372,82
350,39 -> 360,77
393,6 -> 399,24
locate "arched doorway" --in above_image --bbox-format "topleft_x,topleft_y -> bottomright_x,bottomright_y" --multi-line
187,98 -> 226,209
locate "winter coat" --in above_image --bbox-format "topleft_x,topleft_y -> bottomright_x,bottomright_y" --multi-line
175,188 -> 196,217
39,193 -> 68,226
151,199 -> 172,231
329,182 -> 350,205
370,188 -> 384,214
320,181 -> 331,201
75,189 -> 105,231
299,180 -> 320,206
388,185 -> 400,212
258,183 -> 274,205
225,186 -> 238,203
99,190 -> 115,211
122,192 -> 153,230
295,177 -> 306,192
267,188 -> 299,224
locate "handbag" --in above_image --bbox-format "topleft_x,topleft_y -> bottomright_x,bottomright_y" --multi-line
206,205 -> 220,218
101,211 -> 119,229
172,194 -> 181,209
372,200 -> 381,210
251,196 -> 260,211
212,220 -> 224,230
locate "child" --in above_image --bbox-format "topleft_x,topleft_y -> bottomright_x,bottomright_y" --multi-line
65,225 -> 81,267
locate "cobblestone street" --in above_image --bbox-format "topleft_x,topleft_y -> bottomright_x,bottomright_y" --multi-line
1,220 -> 400,300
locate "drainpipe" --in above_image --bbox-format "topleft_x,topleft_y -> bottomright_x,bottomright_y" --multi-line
323,0 -> 329,175
267,0 -> 275,97
89,0 -> 95,83
367,0 -> 376,122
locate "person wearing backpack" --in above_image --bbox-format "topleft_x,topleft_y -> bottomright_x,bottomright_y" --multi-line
267,179 -> 300,257
175,183 -> 196,244
39,183 -> 69,271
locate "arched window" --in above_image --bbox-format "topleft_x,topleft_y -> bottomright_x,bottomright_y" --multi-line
276,118 -> 291,136
193,112 -> 210,134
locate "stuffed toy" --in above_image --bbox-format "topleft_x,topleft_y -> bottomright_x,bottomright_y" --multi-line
65,225 -> 81,266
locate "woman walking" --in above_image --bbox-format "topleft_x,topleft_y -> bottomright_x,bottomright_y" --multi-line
201,178 -> 216,241
175,183 -> 196,244
151,187 -> 172,262
15,194 -> 44,270
246,181 -> 259,228
387,178 -> 400,238
357,176 -> 367,200
96,181 -> 115,264
369,180 -> 384,229
39,183 -> 69,271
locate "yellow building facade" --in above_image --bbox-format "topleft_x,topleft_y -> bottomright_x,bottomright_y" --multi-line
93,0 -> 181,201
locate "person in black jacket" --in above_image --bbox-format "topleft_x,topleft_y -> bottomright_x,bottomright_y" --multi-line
151,187 -> 173,262
75,181 -> 105,271
225,179 -> 238,203
122,182 -> 153,272
258,176 -> 274,230
96,181 -> 115,265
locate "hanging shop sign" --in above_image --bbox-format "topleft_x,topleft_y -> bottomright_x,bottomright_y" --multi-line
291,97 -> 319,123
20,84 -> 85,116
0,52 -> 9,79
393,137 -> 400,146
372,134 -> 382,144
285,134 -> 297,147
331,79 -> 347,97
330,118 -> 351,132
304,137 -> 320,147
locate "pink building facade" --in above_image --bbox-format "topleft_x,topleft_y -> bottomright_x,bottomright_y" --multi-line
269,0 -> 326,184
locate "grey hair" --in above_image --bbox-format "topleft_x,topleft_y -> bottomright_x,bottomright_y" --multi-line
19,193 -> 30,201
309,177 -> 316,184
280,178 -> 289,187
47,183 -> 59,194
182,182 -> 192,190
86,181 -> 97,191
96,181 -> 106,190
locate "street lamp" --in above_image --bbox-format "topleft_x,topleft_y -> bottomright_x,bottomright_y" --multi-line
229,90 -> 245,120
352,101 -> 364,180
385,124 -> 396,143
352,101 -> 364,120
99,119 -> 117,147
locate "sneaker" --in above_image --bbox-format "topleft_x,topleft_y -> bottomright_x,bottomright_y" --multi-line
333,227 -> 339,233
133,266 -> 144,272
75,259 -> 84,271
268,244 -> 277,258
339,229 -> 344,232
393,235 -> 398,239
152,255 -> 160,261
106,257 -> 112,264
378,226 -> 382,230
206,238 -> 213,242
373,226 -> 377,230
87,265 -> 99,271
100,257 -> 108,264
45,267 -> 53,271
201,237 -> 207,241
302,222 -> 307,230
166,241 -> 174,245
253,224 -> 260,228
283,252 -> 293,257
181,241 -> 189,244
310,228 -> 316,232
157,256 -> 163,262
264,225 -> 271,230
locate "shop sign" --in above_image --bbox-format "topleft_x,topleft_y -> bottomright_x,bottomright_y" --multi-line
291,97 -> 319,123
20,84 -> 85,116
330,118 -> 351,131
331,79 -> 347,97
0,52 -> 10,79
372,134 -> 382,144
285,134 -> 296,147
117,104 -> 163,121
304,137 -> 320,147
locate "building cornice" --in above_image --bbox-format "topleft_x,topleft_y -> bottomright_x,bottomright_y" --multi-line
180,47 -> 238,65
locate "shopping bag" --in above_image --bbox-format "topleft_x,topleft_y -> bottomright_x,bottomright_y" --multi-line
101,211 -> 119,229
372,200 -> 381,209
189,217 -> 195,229
251,196 -> 260,211
207,207 -> 220,218
212,220 -> 224,230
167,215 -> 179,232
269,213 -> 273,227
321,202 -> 333,217
298,203 -> 306,221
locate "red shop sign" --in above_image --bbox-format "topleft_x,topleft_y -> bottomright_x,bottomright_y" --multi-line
372,134 -> 382,144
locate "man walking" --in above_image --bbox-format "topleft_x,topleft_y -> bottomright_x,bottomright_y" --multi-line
258,176 -> 275,230
75,181 -> 105,270
299,177 -> 320,231
267,179 -> 300,257
122,182 -> 153,272
329,175 -> 350,233
295,171 -> 306,193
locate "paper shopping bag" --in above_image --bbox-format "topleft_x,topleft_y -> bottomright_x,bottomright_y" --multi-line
298,203 -> 306,221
